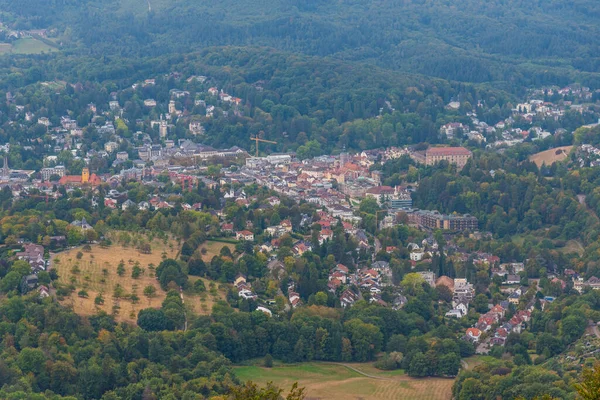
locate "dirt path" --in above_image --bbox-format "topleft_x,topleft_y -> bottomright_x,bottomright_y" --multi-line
329,363 -> 394,381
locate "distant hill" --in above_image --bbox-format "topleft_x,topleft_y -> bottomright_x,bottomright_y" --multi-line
1,0 -> 600,89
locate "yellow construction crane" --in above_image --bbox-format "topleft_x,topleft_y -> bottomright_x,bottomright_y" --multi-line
250,136 -> 277,157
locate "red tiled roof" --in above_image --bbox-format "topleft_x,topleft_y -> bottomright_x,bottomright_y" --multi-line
426,147 -> 472,156
466,328 -> 481,337
366,186 -> 395,195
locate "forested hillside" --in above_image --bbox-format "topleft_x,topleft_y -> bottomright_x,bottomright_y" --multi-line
2,0 -> 600,89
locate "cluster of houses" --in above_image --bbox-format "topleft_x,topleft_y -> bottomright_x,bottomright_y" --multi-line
234,274 -> 258,301
325,262 -> 392,308
464,303 -> 532,348
441,85 -> 600,149
577,144 -> 600,168
228,151 -> 416,227
15,243 -> 50,298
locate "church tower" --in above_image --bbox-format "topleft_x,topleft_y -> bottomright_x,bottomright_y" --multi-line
2,155 -> 9,178
81,167 -> 90,184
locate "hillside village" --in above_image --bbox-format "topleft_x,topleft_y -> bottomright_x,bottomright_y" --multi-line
3,73 -> 600,361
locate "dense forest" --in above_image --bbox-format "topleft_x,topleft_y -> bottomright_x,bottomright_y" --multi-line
2,0 -> 600,89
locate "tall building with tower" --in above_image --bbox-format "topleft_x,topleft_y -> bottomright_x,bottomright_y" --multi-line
59,167 -> 101,186
81,167 -> 89,184
1,155 -> 9,178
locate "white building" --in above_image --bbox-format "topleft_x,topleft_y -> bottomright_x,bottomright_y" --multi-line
41,166 -> 65,181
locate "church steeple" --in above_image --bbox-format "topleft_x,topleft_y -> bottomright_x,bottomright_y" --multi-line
2,155 -> 9,177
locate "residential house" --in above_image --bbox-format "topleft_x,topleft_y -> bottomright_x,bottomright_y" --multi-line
38,285 -> 50,298
465,328 -> 482,343
234,274 -> 247,287
453,278 -> 475,304
235,230 -> 255,241
446,302 -> 468,318
340,289 -> 359,308
418,271 -> 436,287
16,243 -> 45,272
504,275 -> 521,285
289,291 -> 301,308
410,251 -> 425,262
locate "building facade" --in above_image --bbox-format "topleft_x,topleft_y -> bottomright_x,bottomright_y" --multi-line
425,147 -> 472,168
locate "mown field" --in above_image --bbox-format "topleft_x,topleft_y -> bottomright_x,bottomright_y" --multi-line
51,233 -> 226,323
529,145 -> 573,168
234,362 -> 454,400
12,38 -> 58,54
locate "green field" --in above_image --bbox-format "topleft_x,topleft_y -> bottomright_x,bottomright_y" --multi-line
0,43 -> 11,53
234,362 -> 454,400
12,38 -> 57,54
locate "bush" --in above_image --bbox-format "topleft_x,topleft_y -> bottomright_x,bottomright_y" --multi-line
264,354 -> 273,368
375,352 -> 403,370
95,294 -> 104,305
194,279 -> 206,293
132,266 -> 142,279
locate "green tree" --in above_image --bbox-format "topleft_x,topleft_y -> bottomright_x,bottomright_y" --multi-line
344,319 -> 383,362
560,314 -> 587,343
137,308 -> 173,331
131,265 -> 142,279
264,354 -> 274,368
156,258 -> 187,289
437,353 -> 460,377
228,382 -> 305,400
473,294 -> 489,313
144,285 -> 157,298
17,347 -> 46,374
400,273 -> 426,296
408,352 -> 429,377
359,197 -> 380,215
575,362 -> 600,400
0,271 -> 21,293
314,291 -> 328,306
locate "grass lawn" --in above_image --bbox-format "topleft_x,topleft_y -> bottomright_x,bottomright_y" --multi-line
463,355 -> 496,370
12,38 -> 57,54
234,362 -> 454,400
560,239 -> 584,256
199,240 -> 236,262
0,43 -> 11,53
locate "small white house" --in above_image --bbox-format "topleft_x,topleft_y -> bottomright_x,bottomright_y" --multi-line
445,302 -> 468,318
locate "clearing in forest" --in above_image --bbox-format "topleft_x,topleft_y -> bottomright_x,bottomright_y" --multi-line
234,362 -> 453,400
528,146 -> 573,168
12,38 -> 58,54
